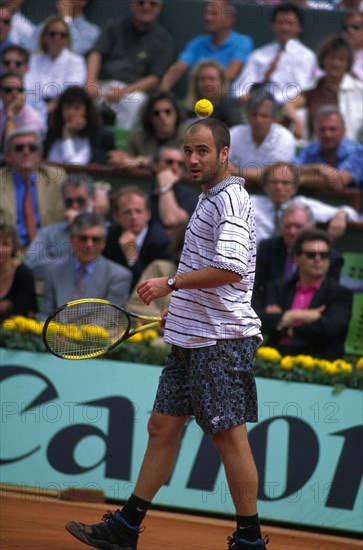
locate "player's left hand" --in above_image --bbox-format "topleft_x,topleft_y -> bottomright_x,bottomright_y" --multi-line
137,277 -> 171,305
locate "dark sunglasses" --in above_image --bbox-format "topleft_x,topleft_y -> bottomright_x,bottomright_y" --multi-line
301,250 -> 330,260
3,59 -> 25,68
152,108 -> 173,117
14,143 -> 38,152
137,0 -> 160,6
77,235 -> 104,243
47,30 -> 68,38
1,86 -> 24,94
164,158 -> 184,168
0,18 -> 11,25
342,23 -> 362,31
65,197 -> 87,208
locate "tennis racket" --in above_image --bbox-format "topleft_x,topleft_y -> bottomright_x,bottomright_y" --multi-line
42,298 -> 162,360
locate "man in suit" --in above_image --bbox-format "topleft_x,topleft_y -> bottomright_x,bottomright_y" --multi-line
253,201 -> 344,311
25,172 -> 96,282
103,185 -> 170,291
255,228 -> 352,360
37,212 -> 132,321
0,129 -> 66,248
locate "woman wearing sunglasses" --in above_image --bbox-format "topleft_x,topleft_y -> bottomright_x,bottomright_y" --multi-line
107,91 -> 188,170
0,72 -> 44,164
24,16 -> 86,125
43,86 -> 115,165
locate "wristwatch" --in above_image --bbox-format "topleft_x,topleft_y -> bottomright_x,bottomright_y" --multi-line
159,185 -> 172,194
167,275 -> 179,291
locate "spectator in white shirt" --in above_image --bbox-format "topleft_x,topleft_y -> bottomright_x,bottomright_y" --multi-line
25,16 -> 86,126
228,85 -> 296,183
6,0 -> 34,50
251,161 -> 359,244
232,2 -> 318,106
30,0 -> 100,57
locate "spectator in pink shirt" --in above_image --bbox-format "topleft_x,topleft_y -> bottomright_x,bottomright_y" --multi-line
254,228 -> 352,360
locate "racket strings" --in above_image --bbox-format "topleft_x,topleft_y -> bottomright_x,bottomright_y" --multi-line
46,302 -> 129,358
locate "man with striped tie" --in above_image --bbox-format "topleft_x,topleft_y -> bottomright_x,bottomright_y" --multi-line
65,119 -> 268,550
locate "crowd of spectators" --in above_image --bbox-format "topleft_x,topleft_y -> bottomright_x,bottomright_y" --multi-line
1,0 -> 362,359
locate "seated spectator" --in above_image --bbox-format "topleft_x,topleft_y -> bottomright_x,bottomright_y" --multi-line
294,105 -> 363,205
126,223 -> 186,318
160,0 -> 253,92
254,228 -> 353,360
251,161 -> 359,244
30,0 -> 100,57
25,172 -> 96,282
184,61 -> 242,128
342,11 -> 363,82
0,222 -> 37,320
283,35 -> 363,142
253,202 -> 344,311
0,130 -> 66,248
228,86 -> 296,182
108,92 -> 188,170
232,3 -> 318,106
0,72 -> 45,162
149,146 -> 199,235
6,0 -> 34,50
103,186 -> 171,291
25,16 -> 87,125
85,0 -> 174,130
1,44 -> 29,77
37,212 -> 132,321
0,3 -> 13,74
43,86 -> 115,165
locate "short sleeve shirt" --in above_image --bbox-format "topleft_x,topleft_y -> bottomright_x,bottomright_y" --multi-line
179,31 -> 253,70
94,17 -> 175,82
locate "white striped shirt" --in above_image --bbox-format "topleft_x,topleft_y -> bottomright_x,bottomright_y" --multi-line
164,176 -> 262,348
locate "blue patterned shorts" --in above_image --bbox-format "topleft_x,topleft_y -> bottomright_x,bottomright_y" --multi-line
153,337 -> 259,434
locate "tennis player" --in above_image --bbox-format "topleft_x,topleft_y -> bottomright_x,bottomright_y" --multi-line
65,119 -> 268,549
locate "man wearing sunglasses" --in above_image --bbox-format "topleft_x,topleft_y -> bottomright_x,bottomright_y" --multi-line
37,212 -> 132,321
0,129 -> 66,248
0,72 -> 44,160
256,228 -> 352,360
149,146 -> 199,235
1,44 -> 29,77
25,172 -> 96,283
0,3 -> 13,74
85,0 -> 174,129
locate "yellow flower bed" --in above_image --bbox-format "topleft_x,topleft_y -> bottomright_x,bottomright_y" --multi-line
1,316 -> 159,344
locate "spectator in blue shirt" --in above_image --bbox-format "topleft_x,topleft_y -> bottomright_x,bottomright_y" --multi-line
294,105 -> 363,210
160,0 -> 253,92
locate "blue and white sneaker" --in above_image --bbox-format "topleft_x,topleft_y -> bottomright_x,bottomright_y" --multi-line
65,509 -> 141,550
227,532 -> 269,549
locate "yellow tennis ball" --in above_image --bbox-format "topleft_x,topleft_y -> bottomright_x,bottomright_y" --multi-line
194,98 -> 214,118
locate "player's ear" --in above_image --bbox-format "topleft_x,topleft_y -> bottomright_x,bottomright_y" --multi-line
220,146 -> 229,164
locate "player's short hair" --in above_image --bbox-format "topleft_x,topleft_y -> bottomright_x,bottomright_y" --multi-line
186,118 -> 230,154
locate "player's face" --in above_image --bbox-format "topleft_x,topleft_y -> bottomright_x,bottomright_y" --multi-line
70,226 -> 106,264
116,193 -> 151,235
315,114 -> 345,151
183,125 -> 228,192
264,165 -> 297,206
247,100 -> 274,140
295,240 -> 330,280
281,209 -> 311,250
272,11 -> 301,45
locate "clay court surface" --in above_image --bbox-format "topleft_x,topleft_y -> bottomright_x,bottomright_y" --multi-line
1,491 -> 362,550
